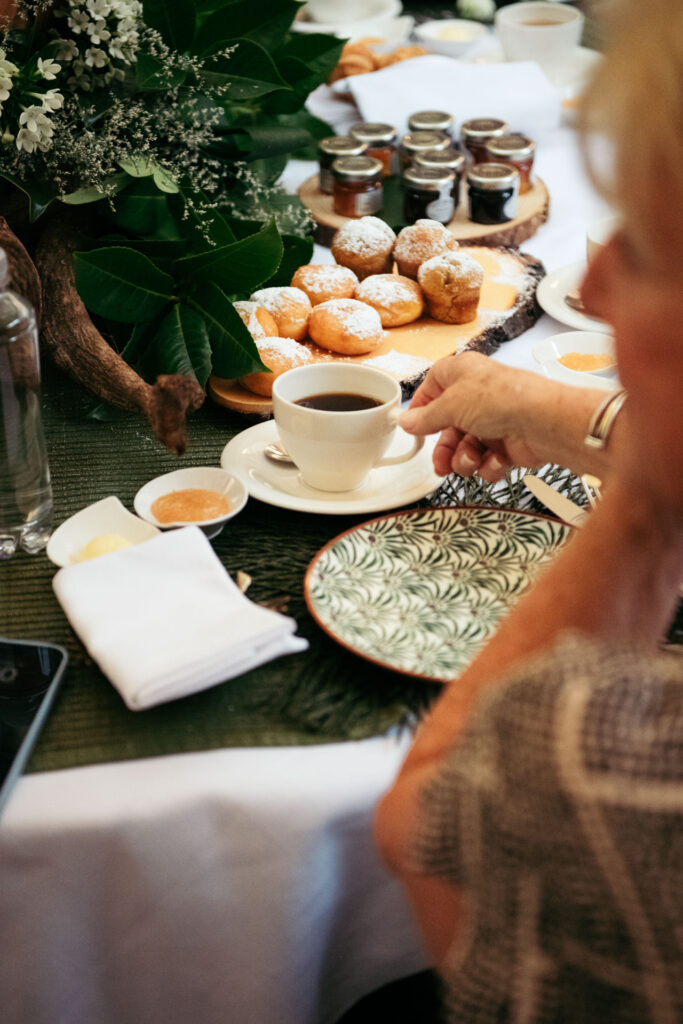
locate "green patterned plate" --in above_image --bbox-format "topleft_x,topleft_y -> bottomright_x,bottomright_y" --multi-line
305,507 -> 571,682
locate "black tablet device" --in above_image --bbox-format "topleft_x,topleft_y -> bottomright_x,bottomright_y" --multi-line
0,637 -> 68,820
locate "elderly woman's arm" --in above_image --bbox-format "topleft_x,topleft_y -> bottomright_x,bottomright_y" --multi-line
398,352 -> 625,482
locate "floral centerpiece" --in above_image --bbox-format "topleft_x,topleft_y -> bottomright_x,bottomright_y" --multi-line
0,0 -> 342,451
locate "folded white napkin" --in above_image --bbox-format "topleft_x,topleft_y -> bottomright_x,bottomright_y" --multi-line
343,54 -> 563,140
53,526 -> 308,710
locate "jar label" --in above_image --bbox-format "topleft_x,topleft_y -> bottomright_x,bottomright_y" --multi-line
502,194 -> 518,220
353,189 -> 383,216
319,167 -> 333,194
426,187 -> 455,224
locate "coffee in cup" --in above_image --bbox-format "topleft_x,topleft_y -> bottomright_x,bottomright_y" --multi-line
272,363 -> 424,492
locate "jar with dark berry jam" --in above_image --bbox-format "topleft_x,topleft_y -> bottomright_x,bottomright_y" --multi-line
318,136 -> 368,194
414,148 -> 466,203
399,131 -> 451,170
484,134 -> 536,194
460,118 -> 509,164
402,165 -> 456,225
408,110 -> 455,139
348,122 -> 399,176
332,156 -> 384,217
467,162 -> 520,224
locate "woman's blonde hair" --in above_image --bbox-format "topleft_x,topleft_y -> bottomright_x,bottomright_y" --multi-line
578,0 -> 683,267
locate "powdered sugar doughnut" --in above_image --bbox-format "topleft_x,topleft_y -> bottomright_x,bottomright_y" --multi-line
249,286 -> 311,341
233,300 -> 279,339
308,298 -> 384,355
394,219 -> 459,280
417,251 -> 483,324
291,263 -> 359,305
331,216 -> 396,280
354,274 -> 424,327
239,336 -> 313,397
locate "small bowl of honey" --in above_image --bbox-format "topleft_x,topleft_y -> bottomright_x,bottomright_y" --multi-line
532,330 -> 619,391
134,467 -> 248,539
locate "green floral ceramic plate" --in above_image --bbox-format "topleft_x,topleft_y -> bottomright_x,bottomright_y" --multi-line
305,507 -> 571,682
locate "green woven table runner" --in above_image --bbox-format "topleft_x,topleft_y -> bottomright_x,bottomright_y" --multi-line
4,364 -> 442,773
7,363 -> 679,775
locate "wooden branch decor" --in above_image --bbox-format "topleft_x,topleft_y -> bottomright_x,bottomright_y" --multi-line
33,215 -> 204,455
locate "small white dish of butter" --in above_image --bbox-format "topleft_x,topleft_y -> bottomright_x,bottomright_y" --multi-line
46,495 -> 160,567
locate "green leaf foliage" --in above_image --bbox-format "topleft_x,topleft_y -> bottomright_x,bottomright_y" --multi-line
146,303 -> 213,387
0,171 -> 55,221
188,281 -> 268,378
264,233 -> 313,287
112,180 -> 181,239
142,0 -> 196,52
194,0 -> 301,55
200,40 -> 290,101
73,247 -> 175,323
176,218 -> 283,296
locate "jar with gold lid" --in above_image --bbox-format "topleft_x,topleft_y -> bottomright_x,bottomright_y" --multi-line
348,122 -> 399,177
332,156 -> 384,218
408,110 -> 454,139
484,134 -> 536,194
318,136 -> 368,194
402,165 -> 456,225
399,130 -> 451,169
467,162 -> 520,224
414,148 -> 466,203
460,118 -> 510,164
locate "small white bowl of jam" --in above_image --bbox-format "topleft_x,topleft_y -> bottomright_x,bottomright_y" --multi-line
47,495 -> 161,567
413,18 -> 490,59
532,330 -> 619,391
134,467 -> 248,539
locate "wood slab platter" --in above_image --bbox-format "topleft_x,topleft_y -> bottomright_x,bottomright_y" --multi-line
298,173 -> 550,249
208,245 -> 545,417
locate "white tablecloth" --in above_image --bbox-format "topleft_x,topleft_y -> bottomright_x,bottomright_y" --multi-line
0,66 -> 613,1024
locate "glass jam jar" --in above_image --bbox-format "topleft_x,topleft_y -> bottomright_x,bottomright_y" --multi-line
332,156 -> 384,217
402,165 -> 456,226
348,122 -> 399,177
414,148 -> 466,204
467,162 -> 520,224
399,131 -> 451,170
460,118 -> 510,164
318,136 -> 368,194
484,133 -> 536,194
408,110 -> 454,139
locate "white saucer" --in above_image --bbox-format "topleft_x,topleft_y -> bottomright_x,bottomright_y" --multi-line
532,330 -> 619,392
220,420 -> 441,515
293,1 -> 412,45
536,261 -> 613,334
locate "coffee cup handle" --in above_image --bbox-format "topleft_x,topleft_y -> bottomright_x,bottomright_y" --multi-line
374,412 -> 425,468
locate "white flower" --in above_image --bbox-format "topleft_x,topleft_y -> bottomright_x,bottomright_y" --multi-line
0,76 -> 12,102
108,36 -> 125,60
19,105 -> 51,134
16,128 -> 38,153
41,89 -> 64,111
86,19 -> 111,45
0,57 -> 18,78
37,57 -> 61,80
67,11 -> 90,34
84,47 -> 108,68
55,38 -> 79,62
87,0 -> 112,16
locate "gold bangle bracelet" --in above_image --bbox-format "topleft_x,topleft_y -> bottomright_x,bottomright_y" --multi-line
584,389 -> 628,450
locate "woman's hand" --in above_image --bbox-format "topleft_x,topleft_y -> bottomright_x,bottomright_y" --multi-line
399,352 -> 610,482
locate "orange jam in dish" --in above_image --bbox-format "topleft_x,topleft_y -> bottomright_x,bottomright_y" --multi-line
151,488 -> 231,523
558,352 -> 615,372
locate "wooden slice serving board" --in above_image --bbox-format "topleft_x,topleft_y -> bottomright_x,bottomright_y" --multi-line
208,245 -> 545,417
298,173 -> 550,248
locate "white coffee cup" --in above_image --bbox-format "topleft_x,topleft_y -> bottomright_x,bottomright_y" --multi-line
272,363 -> 424,492
494,2 -> 584,75
586,212 -> 623,263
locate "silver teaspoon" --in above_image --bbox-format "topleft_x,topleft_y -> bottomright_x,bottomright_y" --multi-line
264,441 -> 295,465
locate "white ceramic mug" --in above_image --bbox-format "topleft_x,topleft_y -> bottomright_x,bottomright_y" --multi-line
494,2 -> 583,74
272,363 -> 424,492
